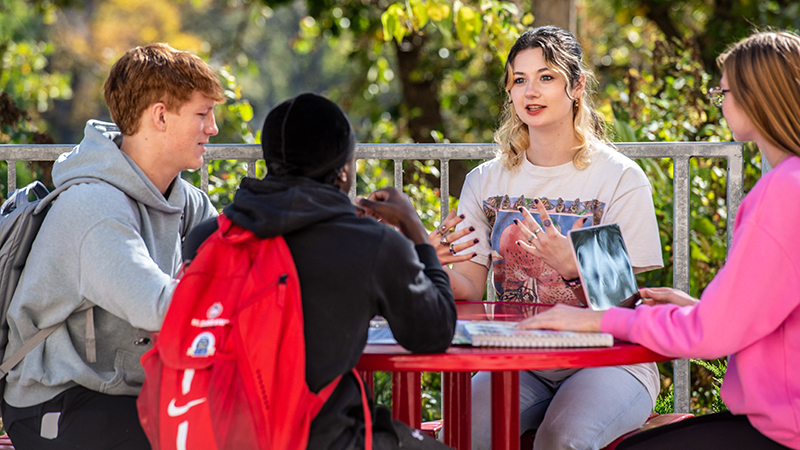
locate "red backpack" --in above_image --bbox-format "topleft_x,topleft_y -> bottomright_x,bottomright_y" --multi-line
137,214 -> 372,450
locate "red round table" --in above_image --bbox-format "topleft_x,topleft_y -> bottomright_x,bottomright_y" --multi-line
356,302 -> 672,450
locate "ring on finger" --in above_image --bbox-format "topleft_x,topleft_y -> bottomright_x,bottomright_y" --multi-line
543,219 -> 552,228
440,236 -> 450,245
439,225 -> 448,235
449,242 -> 456,255
533,228 -> 543,235
527,234 -> 535,243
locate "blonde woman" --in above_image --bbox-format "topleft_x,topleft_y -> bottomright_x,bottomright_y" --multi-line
439,26 -> 664,449
521,30 -> 800,450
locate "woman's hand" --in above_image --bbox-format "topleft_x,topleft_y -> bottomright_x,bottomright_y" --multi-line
639,287 -> 699,307
514,198 -> 585,280
429,209 -> 479,265
517,304 -> 604,332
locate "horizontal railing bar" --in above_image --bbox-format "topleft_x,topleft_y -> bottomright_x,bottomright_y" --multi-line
0,141 -> 744,162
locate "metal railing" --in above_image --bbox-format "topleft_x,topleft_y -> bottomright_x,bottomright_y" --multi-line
0,141 -> 746,413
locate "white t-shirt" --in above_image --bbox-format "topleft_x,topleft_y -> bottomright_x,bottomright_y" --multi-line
455,141 -> 664,401
457,141 -> 663,305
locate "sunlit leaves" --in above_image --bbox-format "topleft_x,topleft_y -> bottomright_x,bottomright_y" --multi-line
381,4 -> 408,44
454,3 -> 482,48
426,1 -> 451,22
93,0 -> 205,60
380,0 -> 520,60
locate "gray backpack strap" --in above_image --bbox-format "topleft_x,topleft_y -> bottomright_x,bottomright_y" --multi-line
0,323 -> 59,377
85,308 -> 96,363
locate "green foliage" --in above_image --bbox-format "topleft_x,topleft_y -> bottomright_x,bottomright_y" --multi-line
369,371 -> 443,421
653,383 -> 674,414
373,371 -> 393,409
0,0 -> 75,197
691,358 -> 728,414
0,0 -> 74,136
380,0 -> 520,60
421,371 -> 442,421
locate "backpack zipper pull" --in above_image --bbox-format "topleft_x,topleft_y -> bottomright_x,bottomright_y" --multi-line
278,274 -> 288,307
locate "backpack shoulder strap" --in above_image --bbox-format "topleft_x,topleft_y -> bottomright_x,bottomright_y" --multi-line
0,323 -> 59,377
311,369 -> 373,450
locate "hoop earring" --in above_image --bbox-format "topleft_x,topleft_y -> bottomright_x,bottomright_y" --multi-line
573,99 -> 579,114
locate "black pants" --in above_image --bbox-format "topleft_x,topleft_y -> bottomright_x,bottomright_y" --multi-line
2,386 -> 150,450
616,411 -> 791,450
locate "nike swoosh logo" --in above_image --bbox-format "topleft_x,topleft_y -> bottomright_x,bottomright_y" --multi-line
167,398 -> 207,417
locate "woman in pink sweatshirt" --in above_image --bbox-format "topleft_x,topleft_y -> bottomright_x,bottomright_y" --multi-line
518,30 -> 800,450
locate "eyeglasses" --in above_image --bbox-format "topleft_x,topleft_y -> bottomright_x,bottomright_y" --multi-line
708,87 -> 731,108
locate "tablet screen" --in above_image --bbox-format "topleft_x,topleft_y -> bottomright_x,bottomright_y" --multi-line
567,223 -> 638,310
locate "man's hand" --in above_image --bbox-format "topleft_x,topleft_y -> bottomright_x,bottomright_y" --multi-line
357,188 -> 428,245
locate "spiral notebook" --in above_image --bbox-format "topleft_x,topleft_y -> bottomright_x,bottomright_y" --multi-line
368,319 -> 613,348
461,321 -> 613,348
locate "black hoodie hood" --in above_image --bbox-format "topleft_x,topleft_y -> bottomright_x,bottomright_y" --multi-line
223,176 -> 356,238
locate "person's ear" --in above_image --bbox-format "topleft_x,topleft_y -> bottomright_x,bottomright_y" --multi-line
571,74 -> 587,100
149,102 -> 168,131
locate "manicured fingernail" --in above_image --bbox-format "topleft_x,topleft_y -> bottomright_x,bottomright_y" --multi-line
534,198 -> 540,205
516,241 -> 520,246
472,253 -> 477,257
459,214 -> 465,219
469,226 -> 475,232
473,239 -> 479,244
513,218 -> 519,224
518,206 -> 525,212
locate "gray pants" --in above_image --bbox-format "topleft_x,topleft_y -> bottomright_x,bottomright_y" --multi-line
471,366 -> 653,450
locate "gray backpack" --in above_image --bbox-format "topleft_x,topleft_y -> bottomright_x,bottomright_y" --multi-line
0,181 -> 63,391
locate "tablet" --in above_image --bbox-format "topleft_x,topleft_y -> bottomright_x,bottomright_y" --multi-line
567,223 -> 641,310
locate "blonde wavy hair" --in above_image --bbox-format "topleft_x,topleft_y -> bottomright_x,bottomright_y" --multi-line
718,30 -> 800,158
494,26 -> 607,169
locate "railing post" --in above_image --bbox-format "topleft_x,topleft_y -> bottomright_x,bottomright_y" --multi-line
393,158 -> 403,190
8,161 -> 16,193
201,160 -> 209,193
440,159 -> 450,220
672,156 -> 691,413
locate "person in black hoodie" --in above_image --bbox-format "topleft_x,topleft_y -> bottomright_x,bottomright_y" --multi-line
183,93 -> 456,449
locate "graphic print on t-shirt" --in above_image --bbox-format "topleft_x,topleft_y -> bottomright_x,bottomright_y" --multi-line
483,194 -> 605,305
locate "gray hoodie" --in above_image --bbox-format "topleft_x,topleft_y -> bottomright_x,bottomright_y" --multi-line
4,120 -> 217,407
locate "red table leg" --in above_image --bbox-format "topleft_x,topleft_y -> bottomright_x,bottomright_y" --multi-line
392,371 -> 421,430
491,371 -> 519,450
443,371 -> 471,450
358,370 -> 374,399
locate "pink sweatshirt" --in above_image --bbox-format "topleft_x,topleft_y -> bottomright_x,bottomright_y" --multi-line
602,155 -> 800,449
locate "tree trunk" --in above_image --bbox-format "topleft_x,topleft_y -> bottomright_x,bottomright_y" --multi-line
533,0 -> 576,34
394,34 -> 443,144
393,34 -> 475,200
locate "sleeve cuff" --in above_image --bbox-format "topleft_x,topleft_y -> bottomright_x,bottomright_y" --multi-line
415,243 -> 441,268
600,307 -> 638,342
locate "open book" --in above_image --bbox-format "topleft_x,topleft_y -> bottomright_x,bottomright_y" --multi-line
367,318 -> 613,348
